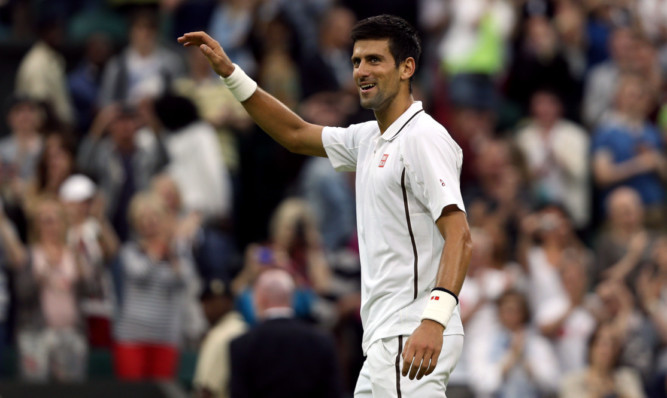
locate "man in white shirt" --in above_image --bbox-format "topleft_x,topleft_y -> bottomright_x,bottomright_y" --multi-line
179,14 -> 472,397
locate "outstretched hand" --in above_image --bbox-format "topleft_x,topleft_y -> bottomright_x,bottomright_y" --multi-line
401,320 -> 444,380
177,32 -> 235,77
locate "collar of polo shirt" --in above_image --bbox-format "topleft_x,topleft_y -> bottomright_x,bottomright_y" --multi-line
381,101 -> 424,142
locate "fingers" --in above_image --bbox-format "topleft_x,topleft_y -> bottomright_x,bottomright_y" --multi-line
409,351 -> 423,379
401,344 -> 439,380
424,356 -> 438,376
401,341 -> 413,377
200,44 -> 215,58
177,31 -> 217,48
418,351 -> 436,379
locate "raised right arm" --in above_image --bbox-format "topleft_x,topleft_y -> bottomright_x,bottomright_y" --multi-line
177,32 -> 326,157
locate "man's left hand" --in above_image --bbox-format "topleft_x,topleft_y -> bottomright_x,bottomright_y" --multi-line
401,319 -> 444,380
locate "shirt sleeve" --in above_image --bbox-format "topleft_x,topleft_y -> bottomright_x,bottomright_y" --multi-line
400,126 -> 466,221
322,125 -> 362,172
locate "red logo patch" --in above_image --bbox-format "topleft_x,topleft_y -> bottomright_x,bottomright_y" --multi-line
378,154 -> 389,167
430,296 -> 439,301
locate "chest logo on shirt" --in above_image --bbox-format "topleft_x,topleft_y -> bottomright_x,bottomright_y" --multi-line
439,179 -> 446,187
378,154 -> 389,167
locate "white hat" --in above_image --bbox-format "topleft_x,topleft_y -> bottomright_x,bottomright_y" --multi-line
59,174 -> 96,202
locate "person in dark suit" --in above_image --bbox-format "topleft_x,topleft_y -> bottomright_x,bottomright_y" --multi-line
229,269 -> 342,398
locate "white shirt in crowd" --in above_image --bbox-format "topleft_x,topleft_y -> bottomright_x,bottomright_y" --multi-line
166,121 -> 231,221
515,120 -> 590,228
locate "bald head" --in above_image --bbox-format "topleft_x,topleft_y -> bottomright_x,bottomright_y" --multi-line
253,269 -> 296,318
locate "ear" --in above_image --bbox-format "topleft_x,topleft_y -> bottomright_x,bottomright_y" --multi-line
400,57 -> 416,82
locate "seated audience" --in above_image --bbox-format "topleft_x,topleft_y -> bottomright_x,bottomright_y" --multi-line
468,290 -> 560,398
560,323 -> 645,398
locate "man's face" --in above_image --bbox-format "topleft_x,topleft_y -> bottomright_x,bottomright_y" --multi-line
351,39 -> 402,111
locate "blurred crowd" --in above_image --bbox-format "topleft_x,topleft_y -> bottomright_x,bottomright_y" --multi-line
0,0 -> 666,397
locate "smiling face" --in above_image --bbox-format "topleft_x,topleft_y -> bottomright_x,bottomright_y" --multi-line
351,39 -> 405,112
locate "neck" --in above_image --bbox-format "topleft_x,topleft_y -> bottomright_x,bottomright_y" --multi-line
141,236 -> 169,260
589,365 -> 612,377
375,94 -> 414,133
537,119 -> 557,131
260,306 -> 294,320
192,70 -> 211,83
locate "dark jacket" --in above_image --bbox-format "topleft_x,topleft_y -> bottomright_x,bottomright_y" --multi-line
230,316 -> 342,398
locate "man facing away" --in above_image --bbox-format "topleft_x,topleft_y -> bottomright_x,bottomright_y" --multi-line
229,268 -> 342,398
179,14 -> 472,397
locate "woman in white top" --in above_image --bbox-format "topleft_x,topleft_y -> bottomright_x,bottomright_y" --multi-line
517,203 -> 589,332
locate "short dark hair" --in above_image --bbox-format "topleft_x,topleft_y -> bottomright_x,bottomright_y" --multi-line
350,15 -> 421,69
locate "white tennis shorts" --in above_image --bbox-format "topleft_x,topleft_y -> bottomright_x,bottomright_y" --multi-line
354,334 -> 464,398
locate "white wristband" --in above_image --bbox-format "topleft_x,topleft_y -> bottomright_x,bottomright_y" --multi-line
220,63 -> 257,102
421,288 -> 458,328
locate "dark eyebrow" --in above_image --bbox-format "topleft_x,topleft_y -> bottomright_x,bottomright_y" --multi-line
351,54 -> 385,63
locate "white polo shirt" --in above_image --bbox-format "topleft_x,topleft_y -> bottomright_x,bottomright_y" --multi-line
322,101 -> 465,353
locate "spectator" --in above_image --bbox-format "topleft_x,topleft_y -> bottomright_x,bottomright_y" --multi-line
451,225 -> 526,397
151,173 -> 237,284
553,0 -> 587,81
0,96 -> 44,230
506,16 -> 581,119
514,89 -> 590,228
112,192 -> 199,380
23,131 -> 76,209
517,203 -> 589,333
232,198 -> 332,325
77,105 -> 169,241
0,198 -> 88,381
635,235 -> 667,381
631,35 -> 663,97
14,16 -> 74,126
59,174 -> 119,347
465,139 -> 530,252
255,13 -> 302,111
594,187 -> 655,287
0,96 -> 44,193
468,289 -> 560,398
229,268 -> 343,398
299,157 -> 356,252
193,278 -> 247,398
98,9 -> 185,107
591,73 -> 666,224
582,27 -> 636,128
299,6 -> 356,99
173,47 -> 252,174
545,250 -> 597,372
461,224 -> 527,337
207,0 -> 257,77
440,0 -> 515,109
560,323 -> 645,398
67,33 -> 114,134
152,94 -> 231,224
592,280 -> 659,382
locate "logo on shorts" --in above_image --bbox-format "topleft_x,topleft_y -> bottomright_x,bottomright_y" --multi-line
378,154 -> 389,167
